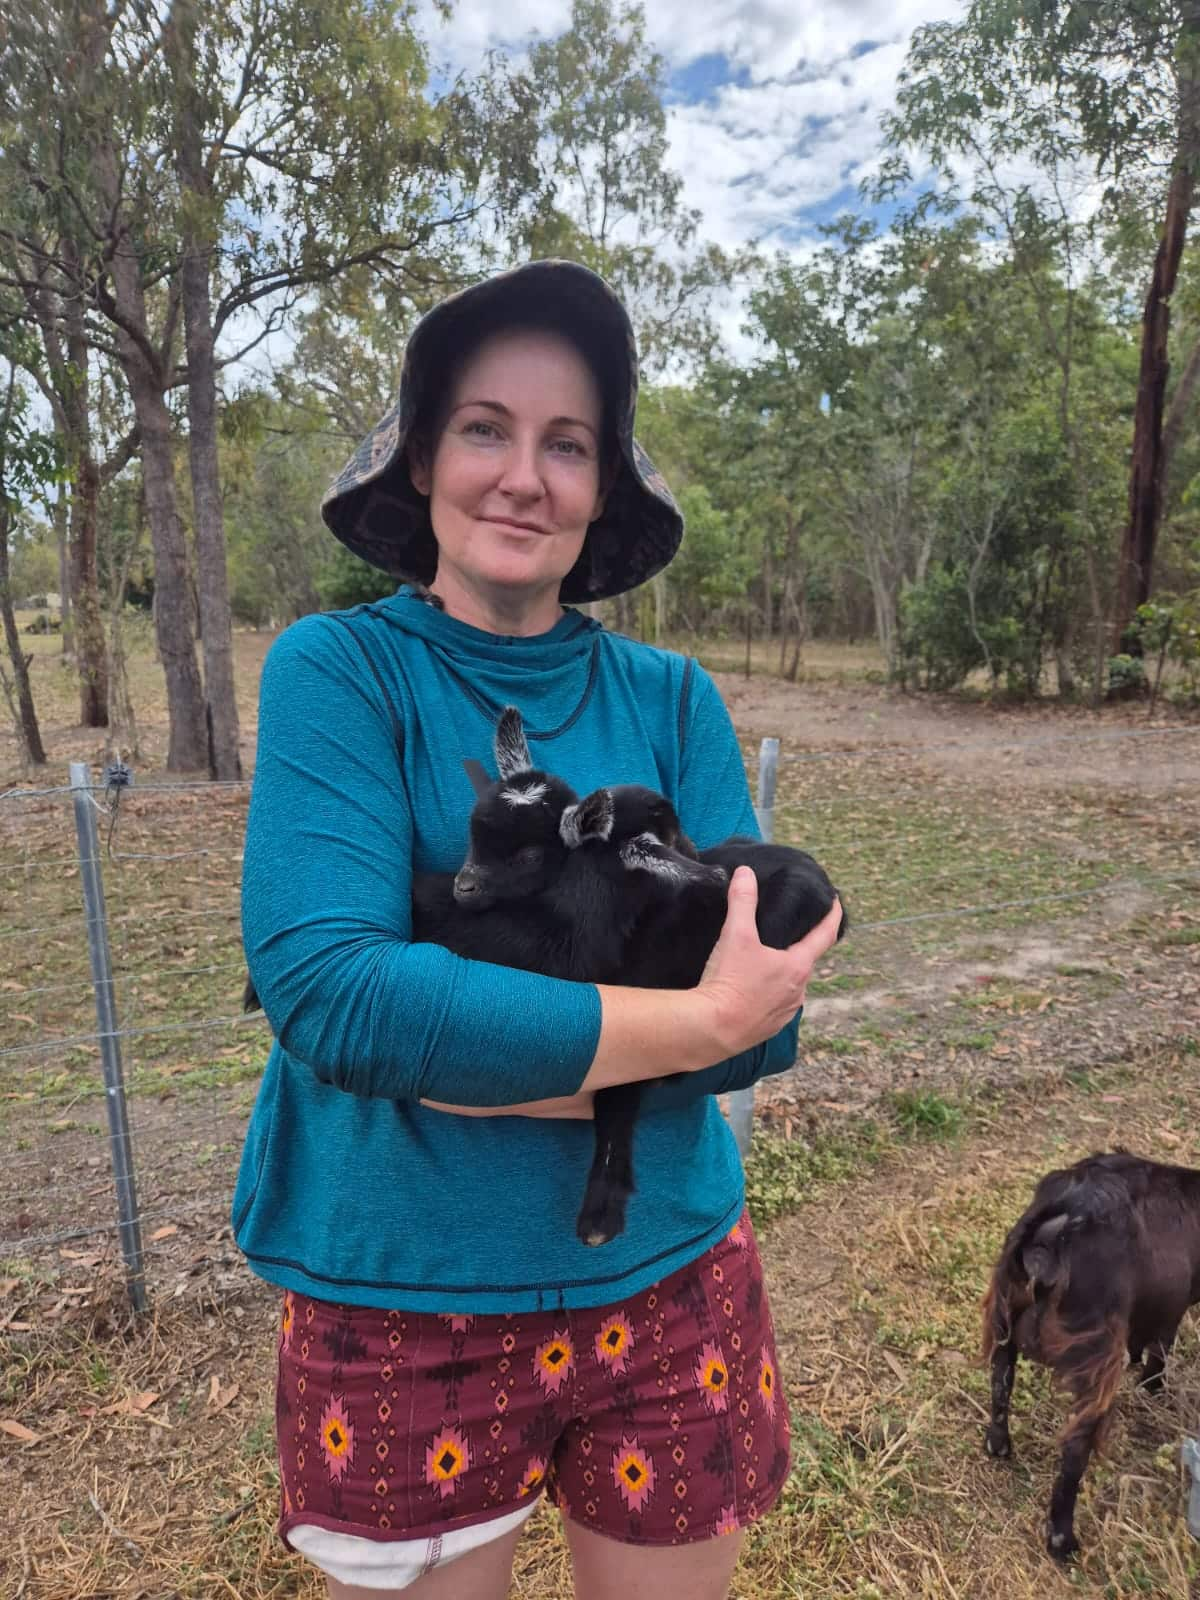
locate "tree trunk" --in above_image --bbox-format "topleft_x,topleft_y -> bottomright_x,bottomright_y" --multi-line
70,451 -> 109,727
55,490 -> 73,659
120,343 -> 208,769
1161,328 -> 1200,495
0,510 -> 47,765
1115,7 -> 1200,645
58,238 -> 109,722
170,0 -> 242,780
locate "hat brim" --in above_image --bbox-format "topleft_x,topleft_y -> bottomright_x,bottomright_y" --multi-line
320,260 -> 683,604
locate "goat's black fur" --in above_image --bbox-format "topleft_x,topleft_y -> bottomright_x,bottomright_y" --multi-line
981,1150 -> 1200,1560
568,821 -> 847,1247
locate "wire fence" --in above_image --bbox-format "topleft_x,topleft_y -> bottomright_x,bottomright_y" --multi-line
2,720 -> 1198,1324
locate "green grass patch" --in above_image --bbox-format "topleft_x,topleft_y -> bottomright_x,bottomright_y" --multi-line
888,1089 -> 966,1140
744,1121 -> 890,1227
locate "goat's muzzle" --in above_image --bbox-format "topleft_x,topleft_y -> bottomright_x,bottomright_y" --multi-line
453,865 -> 486,905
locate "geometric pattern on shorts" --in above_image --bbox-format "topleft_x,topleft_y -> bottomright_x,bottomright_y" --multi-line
276,1209 -> 790,1550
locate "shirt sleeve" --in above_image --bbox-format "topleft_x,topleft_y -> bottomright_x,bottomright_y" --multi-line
637,662 -> 801,1116
240,616 -> 601,1106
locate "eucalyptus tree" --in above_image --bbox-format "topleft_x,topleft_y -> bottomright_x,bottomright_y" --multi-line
884,0 -> 1200,645
2,0 -> 535,773
516,0 -> 738,374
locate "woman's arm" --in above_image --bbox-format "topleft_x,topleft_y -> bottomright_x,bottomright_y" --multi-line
243,617 -> 602,1107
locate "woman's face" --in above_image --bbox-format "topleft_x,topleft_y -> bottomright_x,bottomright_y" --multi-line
410,328 -> 606,604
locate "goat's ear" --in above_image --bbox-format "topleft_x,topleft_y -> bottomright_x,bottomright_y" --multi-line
561,788 -> 614,847
495,706 -> 533,778
619,833 -> 729,889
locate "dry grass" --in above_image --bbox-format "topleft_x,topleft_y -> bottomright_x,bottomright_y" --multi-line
4,1053 -> 1200,1597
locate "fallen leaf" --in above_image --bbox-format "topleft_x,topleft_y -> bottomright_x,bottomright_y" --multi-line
148,1224 -> 178,1242
208,1375 -> 240,1411
100,1390 -> 160,1417
10,1013 -> 34,1026
881,1350 -> 908,1383
1,1419 -> 39,1444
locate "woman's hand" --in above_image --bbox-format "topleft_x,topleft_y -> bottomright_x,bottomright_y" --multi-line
696,866 -> 842,1059
420,1091 -> 595,1120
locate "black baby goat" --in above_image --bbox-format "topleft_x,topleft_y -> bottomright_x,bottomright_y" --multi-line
244,707 -> 845,1247
982,1150 -> 1200,1560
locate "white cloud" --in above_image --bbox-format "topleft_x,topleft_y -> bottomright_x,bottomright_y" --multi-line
421,0 -> 966,260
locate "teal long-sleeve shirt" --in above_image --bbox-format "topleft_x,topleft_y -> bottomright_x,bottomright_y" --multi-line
233,590 -> 801,1312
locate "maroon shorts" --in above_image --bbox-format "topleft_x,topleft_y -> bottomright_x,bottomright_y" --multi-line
276,1209 -> 790,1549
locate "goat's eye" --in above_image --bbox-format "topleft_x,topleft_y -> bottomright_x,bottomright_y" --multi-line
516,845 -> 543,865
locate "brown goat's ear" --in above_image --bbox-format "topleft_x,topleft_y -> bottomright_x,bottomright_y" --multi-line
495,706 -> 533,778
561,789 -> 614,847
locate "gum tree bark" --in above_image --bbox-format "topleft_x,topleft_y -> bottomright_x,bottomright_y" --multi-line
1114,3 -> 1200,643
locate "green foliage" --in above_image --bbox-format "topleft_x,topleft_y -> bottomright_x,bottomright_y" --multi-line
889,1090 -> 965,1141
1132,594 -> 1200,702
1106,652 -> 1148,699
314,545 -> 398,612
516,0 -> 735,370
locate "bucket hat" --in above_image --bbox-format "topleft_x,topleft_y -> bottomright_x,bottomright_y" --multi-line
320,260 -> 684,603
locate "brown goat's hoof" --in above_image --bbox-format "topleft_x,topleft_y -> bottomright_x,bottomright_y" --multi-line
983,1428 -> 1011,1459
1046,1528 -> 1079,1563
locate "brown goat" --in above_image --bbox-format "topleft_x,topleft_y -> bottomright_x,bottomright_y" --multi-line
981,1150 -> 1200,1560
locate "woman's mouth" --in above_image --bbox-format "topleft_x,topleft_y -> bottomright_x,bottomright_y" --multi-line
485,516 -> 551,537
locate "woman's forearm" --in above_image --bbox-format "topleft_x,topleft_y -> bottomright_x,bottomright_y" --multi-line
579,983 -> 726,1091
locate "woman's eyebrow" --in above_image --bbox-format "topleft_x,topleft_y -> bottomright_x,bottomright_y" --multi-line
450,398 -> 597,438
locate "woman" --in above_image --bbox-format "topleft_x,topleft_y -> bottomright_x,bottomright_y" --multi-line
236,260 -> 842,1599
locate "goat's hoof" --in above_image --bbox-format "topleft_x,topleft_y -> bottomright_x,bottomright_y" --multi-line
983,1429 -> 1011,1459
575,1190 -> 630,1248
1046,1528 -> 1079,1563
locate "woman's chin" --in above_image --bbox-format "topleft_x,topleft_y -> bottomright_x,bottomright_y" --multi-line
470,548 -> 577,593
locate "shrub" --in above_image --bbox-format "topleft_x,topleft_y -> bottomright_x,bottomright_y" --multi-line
1105,653 -> 1147,699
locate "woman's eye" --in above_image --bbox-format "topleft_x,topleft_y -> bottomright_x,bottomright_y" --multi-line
550,437 -> 586,456
463,420 -> 499,439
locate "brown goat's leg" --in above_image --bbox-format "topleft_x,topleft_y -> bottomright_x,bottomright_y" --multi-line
1138,1316 -> 1183,1396
984,1337 -> 1018,1459
1046,1410 -> 1107,1562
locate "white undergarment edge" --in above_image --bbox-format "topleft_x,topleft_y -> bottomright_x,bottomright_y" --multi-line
288,1500 -> 539,1591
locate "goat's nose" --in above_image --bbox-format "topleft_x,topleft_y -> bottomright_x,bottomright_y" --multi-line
453,867 -> 482,898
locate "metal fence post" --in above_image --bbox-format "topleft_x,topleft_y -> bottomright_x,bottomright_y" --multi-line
727,736 -> 780,1159
70,762 -> 147,1313
1183,1436 -> 1200,1537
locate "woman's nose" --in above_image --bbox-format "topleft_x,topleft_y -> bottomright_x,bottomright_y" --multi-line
497,440 -> 544,499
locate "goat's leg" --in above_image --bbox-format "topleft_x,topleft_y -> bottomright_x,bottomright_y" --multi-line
1046,1409 -> 1107,1562
576,1083 -> 641,1247
1138,1315 -> 1183,1396
984,1336 -> 1018,1459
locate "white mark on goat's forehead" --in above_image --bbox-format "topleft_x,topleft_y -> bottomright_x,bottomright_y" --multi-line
501,781 -> 549,807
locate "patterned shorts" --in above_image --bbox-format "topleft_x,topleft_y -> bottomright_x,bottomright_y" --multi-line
276,1209 -> 790,1551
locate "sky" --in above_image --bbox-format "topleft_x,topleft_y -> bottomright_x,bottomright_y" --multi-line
421,0 -> 966,257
